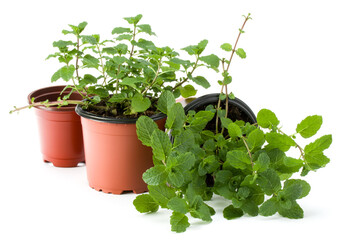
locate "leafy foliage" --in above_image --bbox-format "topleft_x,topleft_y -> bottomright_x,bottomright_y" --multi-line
43,14 -> 217,117
133,104 -> 332,232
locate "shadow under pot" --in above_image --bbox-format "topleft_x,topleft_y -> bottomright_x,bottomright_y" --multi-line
75,104 -> 166,194
28,86 -> 85,167
184,93 -> 257,127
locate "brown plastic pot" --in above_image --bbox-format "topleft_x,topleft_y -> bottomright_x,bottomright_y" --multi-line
28,86 -> 85,167
75,105 -> 166,194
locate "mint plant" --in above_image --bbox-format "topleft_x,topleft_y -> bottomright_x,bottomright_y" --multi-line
133,100 -> 332,232
133,14 -> 332,232
11,14 -> 217,117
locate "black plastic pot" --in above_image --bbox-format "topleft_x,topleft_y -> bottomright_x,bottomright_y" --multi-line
184,93 -> 257,124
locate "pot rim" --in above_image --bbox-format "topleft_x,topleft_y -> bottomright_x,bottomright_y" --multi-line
75,103 -> 166,124
27,85 -> 82,112
184,93 -> 257,123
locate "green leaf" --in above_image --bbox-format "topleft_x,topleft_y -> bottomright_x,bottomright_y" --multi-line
143,165 -> 168,186
167,197 -> 188,214
82,54 -> 99,68
151,129 -> 172,163
111,27 -> 132,34
247,128 -> 265,151
221,43 -> 233,52
236,48 -> 246,59
191,76 -> 211,89
108,93 -> 127,103
278,201 -> 304,219
257,109 -> 280,128
179,84 -> 197,98
131,93 -> 151,113
256,169 -> 281,195
283,179 -> 311,199
253,152 -> 270,172
124,14 -> 143,25
157,90 -> 175,114
148,184 -> 176,208
168,171 -> 184,188
199,54 -> 220,68
170,212 -> 190,233
296,115 -> 323,138
136,116 -> 159,147
137,24 -> 155,35
259,197 -> 278,216
133,194 -> 159,213
227,123 -> 242,138
51,65 -> 75,82
223,205 -> 244,220
265,132 -> 296,152
304,152 -> 330,170
165,103 -> 186,132
304,134 -> 332,155
225,150 -> 251,170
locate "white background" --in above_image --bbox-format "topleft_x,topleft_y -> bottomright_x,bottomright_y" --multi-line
1,0 -> 342,239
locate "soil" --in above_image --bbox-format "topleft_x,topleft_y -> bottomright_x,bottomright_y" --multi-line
83,99 -> 159,119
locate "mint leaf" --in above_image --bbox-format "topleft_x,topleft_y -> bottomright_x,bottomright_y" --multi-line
221,43 -> 233,52
165,103 -> 186,132
151,129 -> 172,163
170,212 -> 190,233
167,197 -> 188,214
199,54 -> 220,68
142,165 -> 168,186
257,109 -> 280,128
256,169 -> 281,195
223,205 -> 244,220
131,93 -> 151,113
111,27 -> 131,34
227,123 -> 242,138
236,48 -> 246,59
304,152 -> 330,169
253,152 -> 270,172
133,194 -> 159,213
283,179 -> 311,199
148,184 -> 176,208
304,134 -> 332,155
157,90 -> 175,114
259,197 -> 278,216
82,54 -> 99,69
225,150 -> 251,170
179,84 -> 197,98
137,24 -> 156,36
278,201 -> 304,219
136,116 -> 158,147
265,132 -> 296,152
191,76 -> 211,89
296,115 -> 323,138
124,14 -> 143,25
247,128 -> 265,151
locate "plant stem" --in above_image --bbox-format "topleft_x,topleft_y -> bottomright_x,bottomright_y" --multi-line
141,58 -> 162,95
242,137 -> 254,169
172,56 -> 199,90
97,43 -> 107,85
10,100 -> 84,114
215,14 -> 250,133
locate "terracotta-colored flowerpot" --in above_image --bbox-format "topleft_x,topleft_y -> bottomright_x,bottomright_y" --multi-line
75,105 -> 166,194
28,86 -> 85,167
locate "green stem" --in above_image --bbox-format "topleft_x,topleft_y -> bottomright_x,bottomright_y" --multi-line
172,56 -> 199,90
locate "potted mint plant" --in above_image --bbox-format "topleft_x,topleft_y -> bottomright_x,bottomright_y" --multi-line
13,14 -> 217,194
133,13 -> 332,233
